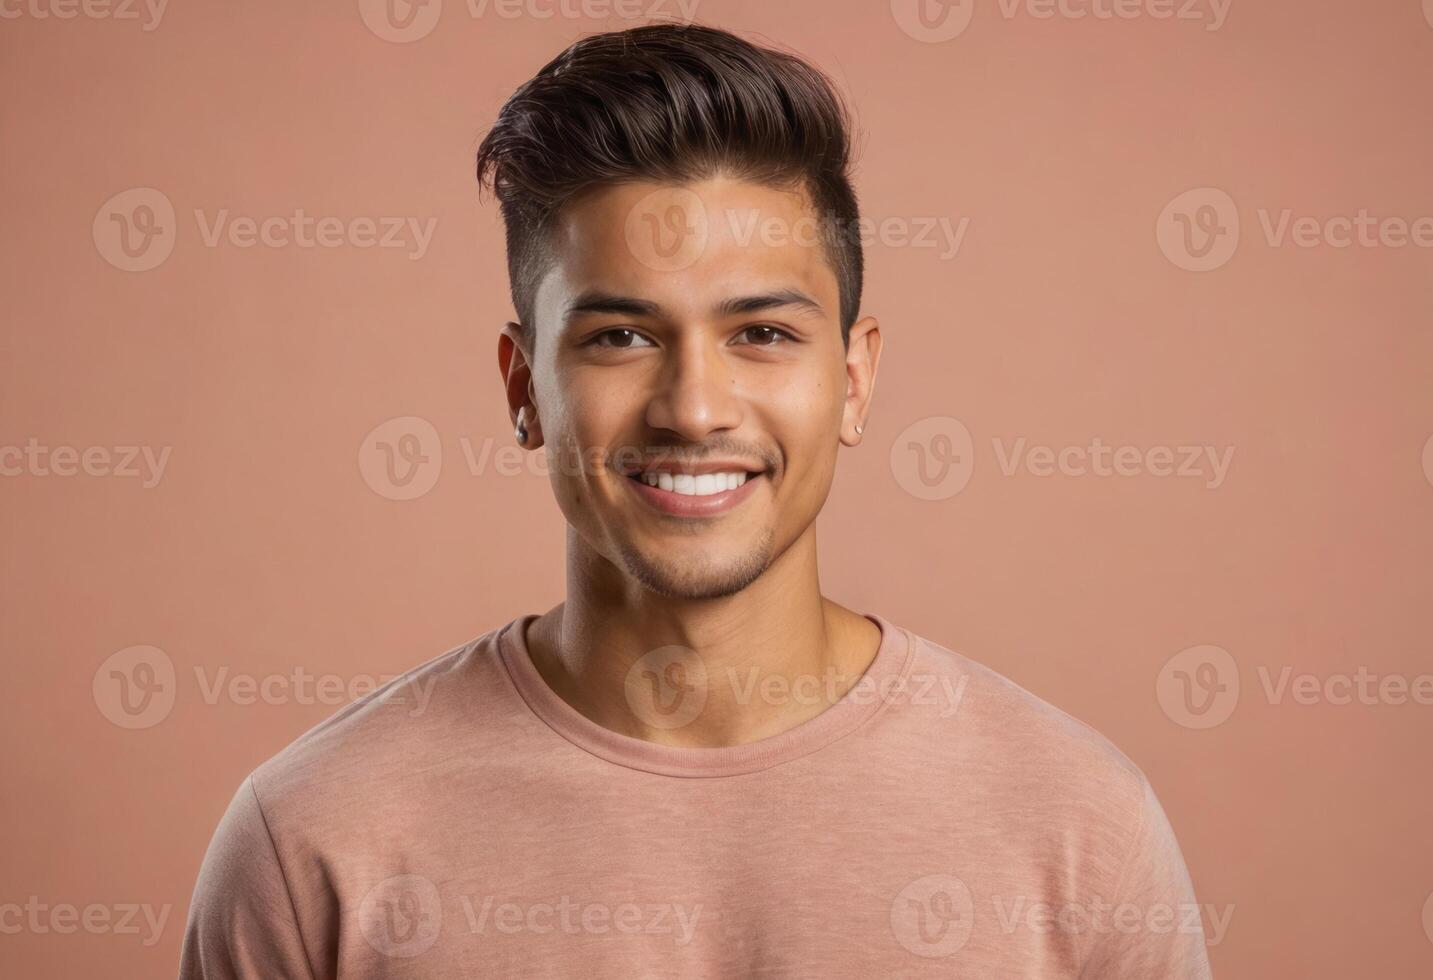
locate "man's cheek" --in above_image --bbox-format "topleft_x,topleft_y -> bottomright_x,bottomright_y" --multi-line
602,441 -> 648,478
546,421 -> 597,479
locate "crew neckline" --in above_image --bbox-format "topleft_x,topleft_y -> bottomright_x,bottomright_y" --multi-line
495,610 -> 915,778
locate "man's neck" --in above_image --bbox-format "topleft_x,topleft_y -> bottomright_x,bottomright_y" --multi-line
524,533 -> 882,748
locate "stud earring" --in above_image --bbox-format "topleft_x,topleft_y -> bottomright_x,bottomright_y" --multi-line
515,409 -> 528,445
854,424 -> 864,435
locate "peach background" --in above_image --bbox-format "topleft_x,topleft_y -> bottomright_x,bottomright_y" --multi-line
3,0 -> 1432,976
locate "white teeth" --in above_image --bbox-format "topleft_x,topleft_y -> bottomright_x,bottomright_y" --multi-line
639,471 -> 749,495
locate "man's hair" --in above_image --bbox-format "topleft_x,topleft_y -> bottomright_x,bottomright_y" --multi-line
475,23 -> 862,350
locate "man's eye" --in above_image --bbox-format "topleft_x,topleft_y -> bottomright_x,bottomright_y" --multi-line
589,328 -> 654,349
738,324 -> 792,346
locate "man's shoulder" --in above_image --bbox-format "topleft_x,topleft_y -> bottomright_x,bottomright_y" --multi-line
900,626 -> 1151,814
242,618 -> 525,816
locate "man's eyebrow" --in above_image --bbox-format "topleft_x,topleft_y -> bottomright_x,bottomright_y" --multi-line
565,291 -> 662,324
564,287 -> 826,326
716,289 -> 825,319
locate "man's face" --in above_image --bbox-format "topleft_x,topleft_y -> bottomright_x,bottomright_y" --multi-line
511,176 -> 874,600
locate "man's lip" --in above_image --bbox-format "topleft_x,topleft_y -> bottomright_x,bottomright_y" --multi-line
620,462 -> 766,477
623,469 -> 764,517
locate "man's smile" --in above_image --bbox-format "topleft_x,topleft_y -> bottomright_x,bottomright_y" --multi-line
620,466 -> 766,518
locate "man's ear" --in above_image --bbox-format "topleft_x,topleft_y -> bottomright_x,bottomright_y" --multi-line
497,322 -> 544,450
841,315 -> 882,447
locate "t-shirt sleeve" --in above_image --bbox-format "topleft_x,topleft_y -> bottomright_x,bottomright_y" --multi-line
178,774 -> 317,980
1077,775 -> 1214,980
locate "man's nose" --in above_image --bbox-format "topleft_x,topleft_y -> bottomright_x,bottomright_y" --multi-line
643,338 -> 743,442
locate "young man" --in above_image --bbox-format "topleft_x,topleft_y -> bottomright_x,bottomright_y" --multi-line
179,24 -> 1213,979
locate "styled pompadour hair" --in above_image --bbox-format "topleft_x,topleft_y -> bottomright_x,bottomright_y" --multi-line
474,22 -> 863,348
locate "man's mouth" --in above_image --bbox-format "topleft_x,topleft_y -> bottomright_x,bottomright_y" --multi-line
627,469 -> 757,497
620,463 -> 767,516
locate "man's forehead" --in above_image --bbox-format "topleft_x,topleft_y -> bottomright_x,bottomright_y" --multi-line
534,178 -> 839,323
561,176 -> 817,232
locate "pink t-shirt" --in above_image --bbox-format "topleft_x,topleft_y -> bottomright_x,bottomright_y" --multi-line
179,612 -> 1214,978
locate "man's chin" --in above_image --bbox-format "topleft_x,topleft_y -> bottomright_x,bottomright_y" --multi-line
615,533 -> 776,601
